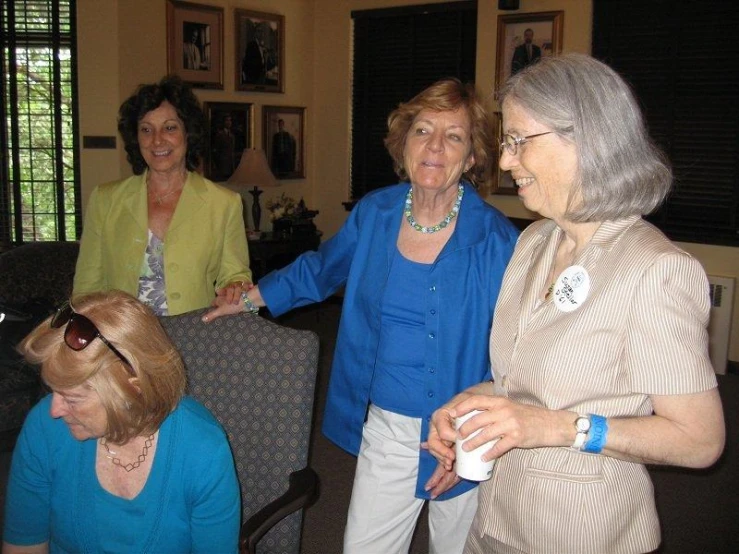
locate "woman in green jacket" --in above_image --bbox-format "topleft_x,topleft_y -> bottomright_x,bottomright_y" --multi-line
74,76 -> 251,315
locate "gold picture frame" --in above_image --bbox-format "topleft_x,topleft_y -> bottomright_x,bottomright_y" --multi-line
166,0 -> 224,89
235,9 -> 285,93
494,11 -> 564,93
262,106 -> 305,179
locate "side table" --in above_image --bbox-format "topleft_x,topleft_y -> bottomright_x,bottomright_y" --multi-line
248,232 -> 321,282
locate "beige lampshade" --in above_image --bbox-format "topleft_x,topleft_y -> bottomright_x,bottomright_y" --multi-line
227,148 -> 279,189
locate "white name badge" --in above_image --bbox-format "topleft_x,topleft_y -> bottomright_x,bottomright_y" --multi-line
552,265 -> 590,313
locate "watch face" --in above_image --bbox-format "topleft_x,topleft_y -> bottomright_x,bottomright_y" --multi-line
575,417 -> 591,433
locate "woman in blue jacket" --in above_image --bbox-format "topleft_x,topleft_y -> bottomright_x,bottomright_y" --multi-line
205,78 -> 518,553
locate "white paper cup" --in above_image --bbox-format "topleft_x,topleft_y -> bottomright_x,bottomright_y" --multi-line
454,409 -> 498,481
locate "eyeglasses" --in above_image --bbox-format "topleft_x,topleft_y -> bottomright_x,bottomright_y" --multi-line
51,302 -> 134,375
500,132 -> 553,156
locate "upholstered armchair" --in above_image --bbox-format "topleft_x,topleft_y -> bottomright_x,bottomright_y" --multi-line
160,309 -> 320,554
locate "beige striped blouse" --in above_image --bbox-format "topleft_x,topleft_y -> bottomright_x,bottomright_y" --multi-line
474,216 -> 718,553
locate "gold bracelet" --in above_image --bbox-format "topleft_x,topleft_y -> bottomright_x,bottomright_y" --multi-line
229,280 -> 249,292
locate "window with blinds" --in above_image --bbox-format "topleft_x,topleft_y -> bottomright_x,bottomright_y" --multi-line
592,0 -> 739,247
350,1 -> 477,202
0,0 -> 80,245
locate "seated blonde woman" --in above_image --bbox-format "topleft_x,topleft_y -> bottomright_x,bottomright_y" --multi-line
3,291 -> 240,553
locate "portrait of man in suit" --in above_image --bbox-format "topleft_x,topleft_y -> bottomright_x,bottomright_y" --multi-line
211,114 -> 237,180
241,20 -> 277,86
182,22 -> 210,71
205,104 -> 250,181
271,119 -> 296,177
511,28 -> 541,75
263,108 -> 304,179
235,10 -> 283,92
495,12 -> 562,95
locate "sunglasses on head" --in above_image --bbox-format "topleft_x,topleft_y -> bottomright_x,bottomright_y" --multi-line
51,302 -> 135,376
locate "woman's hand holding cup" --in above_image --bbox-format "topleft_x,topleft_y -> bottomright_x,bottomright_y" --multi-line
454,409 -> 499,481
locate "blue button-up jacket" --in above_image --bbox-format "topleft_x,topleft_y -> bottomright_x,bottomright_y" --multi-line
260,183 -> 518,499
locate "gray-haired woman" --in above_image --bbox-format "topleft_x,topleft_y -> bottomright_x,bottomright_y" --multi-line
428,53 -> 725,553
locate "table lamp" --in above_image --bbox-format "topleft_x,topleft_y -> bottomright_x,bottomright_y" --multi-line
227,148 -> 279,233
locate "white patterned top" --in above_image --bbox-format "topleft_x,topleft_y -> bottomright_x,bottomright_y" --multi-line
137,229 -> 168,316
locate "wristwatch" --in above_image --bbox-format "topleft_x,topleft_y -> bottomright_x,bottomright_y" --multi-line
572,414 -> 591,450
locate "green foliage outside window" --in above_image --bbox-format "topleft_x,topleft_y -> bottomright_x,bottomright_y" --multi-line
1,0 -> 79,244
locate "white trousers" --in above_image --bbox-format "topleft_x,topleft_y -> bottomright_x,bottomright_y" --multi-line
344,405 -> 478,554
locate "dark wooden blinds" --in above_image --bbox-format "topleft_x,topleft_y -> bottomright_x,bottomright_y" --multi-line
592,0 -> 739,246
350,2 -> 477,201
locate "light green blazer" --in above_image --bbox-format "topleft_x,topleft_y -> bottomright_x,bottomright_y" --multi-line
73,171 -> 252,315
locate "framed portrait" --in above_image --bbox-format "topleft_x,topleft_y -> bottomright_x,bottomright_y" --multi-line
262,106 -> 305,179
494,11 -> 564,92
491,112 -> 516,195
235,9 -> 285,93
203,102 -> 253,181
166,0 -> 224,89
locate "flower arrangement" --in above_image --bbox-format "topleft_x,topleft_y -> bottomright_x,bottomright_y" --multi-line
265,193 -> 297,222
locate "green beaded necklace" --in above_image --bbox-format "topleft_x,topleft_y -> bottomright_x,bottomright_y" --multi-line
404,183 -> 464,234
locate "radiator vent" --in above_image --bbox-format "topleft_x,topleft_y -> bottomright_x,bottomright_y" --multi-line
707,275 -> 735,374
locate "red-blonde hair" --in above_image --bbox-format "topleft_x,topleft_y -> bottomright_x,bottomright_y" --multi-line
21,291 -> 185,443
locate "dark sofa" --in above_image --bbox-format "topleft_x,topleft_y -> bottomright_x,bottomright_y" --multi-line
0,241 -> 80,450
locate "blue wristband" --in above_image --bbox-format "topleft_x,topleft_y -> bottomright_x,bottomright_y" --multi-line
582,414 -> 608,453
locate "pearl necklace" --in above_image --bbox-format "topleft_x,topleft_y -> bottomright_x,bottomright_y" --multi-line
404,183 -> 464,234
101,434 -> 155,472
